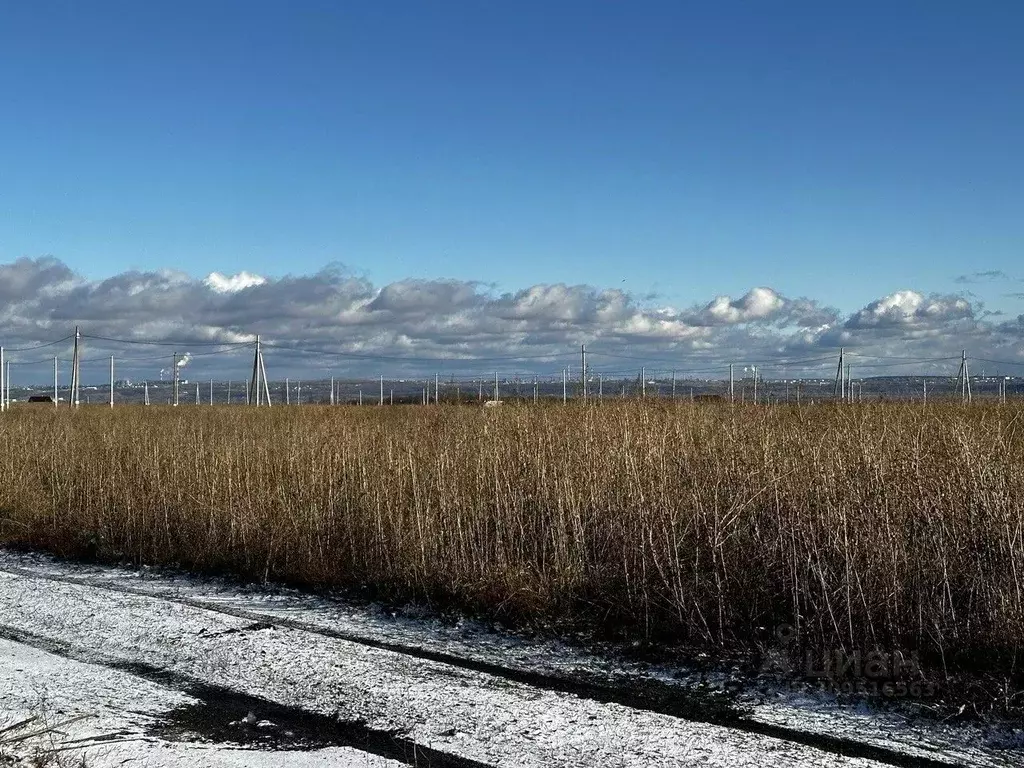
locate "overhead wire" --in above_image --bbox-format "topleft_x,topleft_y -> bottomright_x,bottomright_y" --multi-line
0,332 -> 1019,383
2,335 -> 74,352
260,340 -> 575,364
74,347 -> 249,365
81,333 -> 250,348
969,357 -> 1024,367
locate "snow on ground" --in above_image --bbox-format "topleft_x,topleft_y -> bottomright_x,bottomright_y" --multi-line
0,549 -> 1020,767
0,571 -> 871,768
0,637 -> 401,767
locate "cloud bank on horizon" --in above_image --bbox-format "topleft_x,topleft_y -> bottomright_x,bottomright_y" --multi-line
0,256 -> 1022,380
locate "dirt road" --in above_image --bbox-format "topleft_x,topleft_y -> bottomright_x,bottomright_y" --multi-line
0,551 -> 1014,767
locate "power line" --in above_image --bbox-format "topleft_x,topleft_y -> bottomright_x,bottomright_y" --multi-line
969,357 -> 1024,367
74,347 -> 247,365
261,341 -> 575,363
1,331 -> 1019,386
838,357 -> 961,369
81,333 -> 250,348
2,335 -> 74,352
588,350 -> 838,367
845,352 -> 960,362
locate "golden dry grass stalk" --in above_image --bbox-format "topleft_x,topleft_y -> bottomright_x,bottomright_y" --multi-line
0,401 -> 1021,678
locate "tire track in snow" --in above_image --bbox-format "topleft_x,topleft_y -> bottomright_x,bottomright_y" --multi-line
0,562 -> 966,768
0,622 -> 494,768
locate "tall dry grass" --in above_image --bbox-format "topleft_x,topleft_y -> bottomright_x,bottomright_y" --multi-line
0,401 -> 1022,681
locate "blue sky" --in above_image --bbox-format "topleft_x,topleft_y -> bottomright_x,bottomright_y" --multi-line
2,1 -> 1021,309
1,2 -> 1023,382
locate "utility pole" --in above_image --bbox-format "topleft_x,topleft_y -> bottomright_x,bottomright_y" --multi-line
599,374 -> 603,402
330,376 -> 335,406
956,350 -> 972,403
286,378 -> 291,406
833,348 -> 845,401
53,356 -> 58,408
562,368 -> 567,403
435,373 -> 440,405
210,379 -> 214,406
581,344 -> 587,402
729,364 -> 734,404
962,352 -> 970,405
533,376 -> 538,403
172,352 -> 180,407
70,326 -> 81,408
0,347 -> 4,413
264,346 -> 272,405
494,371 -> 499,402
752,366 -> 758,404
246,334 -> 271,407
380,375 -> 384,406
249,336 -> 261,406
195,382 -> 200,405
261,347 -> 271,405
641,367 -> 646,398
109,355 -> 114,408
671,370 -> 676,400
144,381 -> 150,406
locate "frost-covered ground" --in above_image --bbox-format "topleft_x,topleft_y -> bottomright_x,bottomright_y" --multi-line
0,549 -> 1019,767
0,637 -> 402,767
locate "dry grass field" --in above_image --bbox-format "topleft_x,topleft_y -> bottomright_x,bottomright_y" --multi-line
0,401 -> 1022,689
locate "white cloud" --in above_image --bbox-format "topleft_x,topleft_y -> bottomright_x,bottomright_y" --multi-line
0,257 -> 1022,379
702,287 -> 785,324
682,287 -> 833,328
847,290 -> 973,330
203,271 -> 267,294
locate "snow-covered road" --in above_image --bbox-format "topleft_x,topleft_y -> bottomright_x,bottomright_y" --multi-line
0,635 -> 403,767
0,550 -> 1018,767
